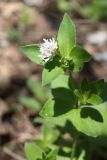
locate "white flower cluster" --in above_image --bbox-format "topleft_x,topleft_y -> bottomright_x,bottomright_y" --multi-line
39,38 -> 58,62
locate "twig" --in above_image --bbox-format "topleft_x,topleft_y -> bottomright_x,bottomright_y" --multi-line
3,147 -> 26,160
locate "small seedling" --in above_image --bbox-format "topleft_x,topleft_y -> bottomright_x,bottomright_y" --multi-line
82,0 -> 107,21
19,78 -> 49,112
7,27 -> 21,42
20,6 -> 34,25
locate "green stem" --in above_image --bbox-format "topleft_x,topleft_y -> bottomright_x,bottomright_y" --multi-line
68,70 -> 78,109
68,70 -> 72,78
71,139 -> 77,160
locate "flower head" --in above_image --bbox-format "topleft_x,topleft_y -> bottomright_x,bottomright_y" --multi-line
39,38 -> 58,62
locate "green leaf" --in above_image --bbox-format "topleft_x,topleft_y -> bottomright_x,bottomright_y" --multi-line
42,102 -> 107,137
51,74 -> 75,90
40,98 -> 73,118
51,74 -> 76,104
57,156 -> 70,160
40,75 -> 77,118
42,67 -> 64,86
27,79 -> 47,101
57,0 -> 73,12
45,149 -> 58,160
35,125 -> 59,149
43,125 -> 59,145
42,54 -> 64,86
91,79 -> 104,94
57,13 -> 76,58
81,79 -> 90,93
70,46 -> 91,72
101,82 -> 107,101
78,149 -> 86,160
20,44 -> 42,64
40,99 -> 56,117
25,142 -> 43,160
87,94 -> 103,105
69,103 -> 106,137
19,96 -> 41,111
74,89 -> 81,98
